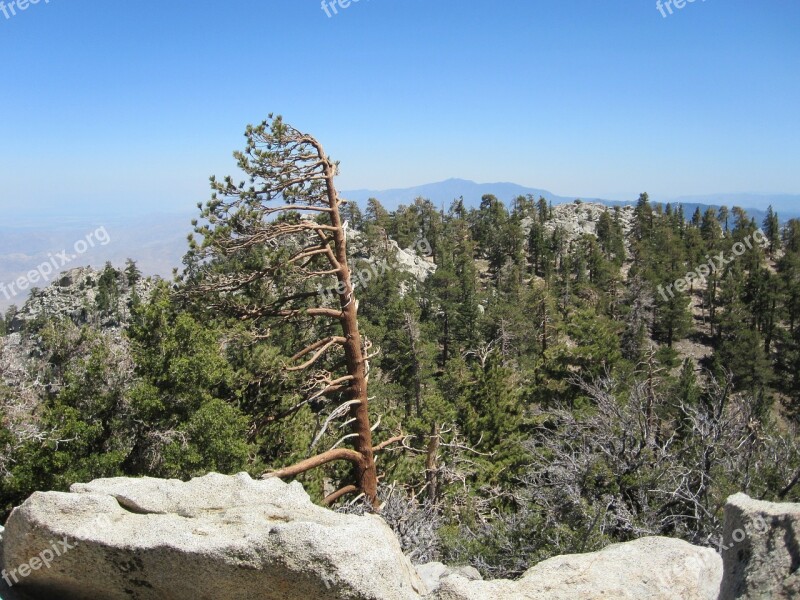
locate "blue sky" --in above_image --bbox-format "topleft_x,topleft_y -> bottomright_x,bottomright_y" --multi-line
0,0 -> 798,219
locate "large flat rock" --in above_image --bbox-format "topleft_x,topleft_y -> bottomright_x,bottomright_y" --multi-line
1,472 -> 426,600
432,537 -> 722,600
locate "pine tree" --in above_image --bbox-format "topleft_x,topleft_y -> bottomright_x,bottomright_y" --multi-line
718,205 -> 730,233
691,207 -> 702,228
633,193 -> 654,243
457,356 -> 529,486
700,208 -> 722,246
596,210 -> 625,265
537,197 -> 549,223
182,116 -> 392,507
96,262 -> 121,315
620,276 -> 654,363
648,218 -> 692,347
341,200 -> 364,231
713,264 -> 773,396
364,197 -> 391,246
124,258 -> 142,286
426,214 -> 480,365
779,222 -> 800,334
763,206 -> 781,258
675,360 -> 700,407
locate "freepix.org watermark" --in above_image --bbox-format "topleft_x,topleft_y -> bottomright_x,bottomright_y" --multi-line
0,226 -> 111,302
321,0 -> 366,18
1,513 -> 113,588
1,537 -> 77,587
316,237 -> 432,304
658,229 -> 768,302
656,0 -> 706,19
0,0 -> 52,21
714,513 -> 769,554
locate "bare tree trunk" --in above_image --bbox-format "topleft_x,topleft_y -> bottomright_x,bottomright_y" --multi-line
404,312 -> 423,418
442,313 -> 450,366
425,424 -> 441,503
323,154 -> 379,507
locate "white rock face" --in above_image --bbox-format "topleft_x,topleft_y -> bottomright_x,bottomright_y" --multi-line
415,562 -> 481,594
1,473 -> 427,600
1,472 -> 727,600
432,537 -> 722,600
720,493 -> 800,599
520,201 -> 636,248
391,241 -> 436,282
9,266 -> 155,332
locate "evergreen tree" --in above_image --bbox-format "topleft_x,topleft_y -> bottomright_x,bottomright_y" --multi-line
718,206 -> 730,233
425,215 -> 480,365
364,197 -> 391,245
96,262 -> 121,315
675,360 -> 700,407
763,206 -> 781,257
183,117 -> 389,507
649,220 -> 692,347
124,259 -> 142,287
596,210 -> 625,265
633,193 -> 654,243
691,207 -> 702,228
341,200 -> 364,231
700,208 -> 722,246
536,197 -> 549,223
456,356 -> 529,486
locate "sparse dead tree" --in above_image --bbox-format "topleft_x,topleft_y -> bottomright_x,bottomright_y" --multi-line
462,339 -> 497,369
183,116 -> 397,508
511,367 -> 799,557
425,423 -> 441,502
403,311 -> 423,418
338,482 -> 444,564
496,318 -> 516,366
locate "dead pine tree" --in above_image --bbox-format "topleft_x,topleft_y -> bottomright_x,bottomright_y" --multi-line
182,115 -> 401,509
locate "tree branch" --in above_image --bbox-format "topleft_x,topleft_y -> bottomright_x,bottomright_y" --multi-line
290,336 -> 345,361
263,204 -> 333,214
373,435 -> 406,453
323,485 -> 360,506
287,336 -> 347,372
262,448 -> 366,479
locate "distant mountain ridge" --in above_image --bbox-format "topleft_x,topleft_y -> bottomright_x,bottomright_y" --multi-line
340,178 -> 615,211
341,179 -> 800,222
668,193 -> 800,217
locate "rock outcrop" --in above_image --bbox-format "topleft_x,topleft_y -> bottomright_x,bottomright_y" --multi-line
1,473 -> 426,600
521,201 -> 636,245
15,476 -> 798,600
391,240 -> 436,282
433,537 -> 721,600
7,266 -> 155,333
719,493 -> 800,599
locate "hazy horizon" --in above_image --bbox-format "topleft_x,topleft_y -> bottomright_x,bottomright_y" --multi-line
3,177 -> 797,225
